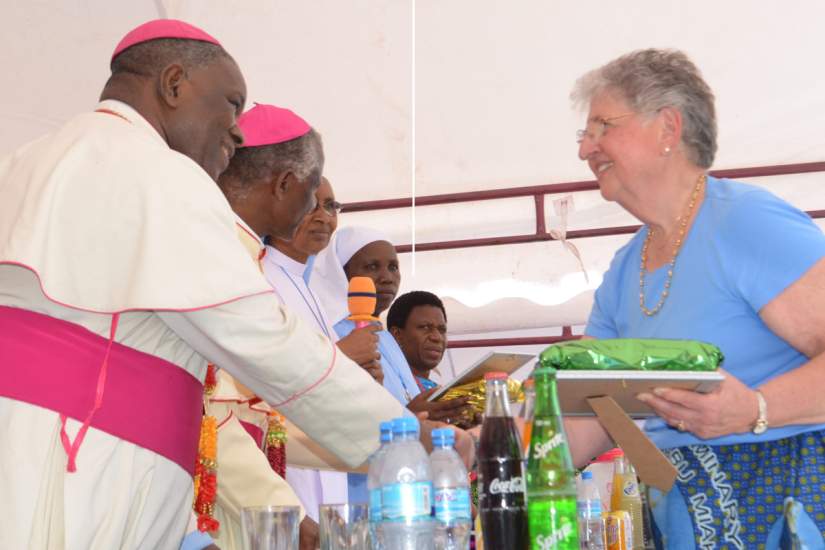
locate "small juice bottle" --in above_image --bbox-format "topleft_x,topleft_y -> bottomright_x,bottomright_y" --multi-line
609,454 -> 644,550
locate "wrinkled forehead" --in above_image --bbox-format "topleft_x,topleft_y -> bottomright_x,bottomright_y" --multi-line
586,88 -> 633,120
411,304 -> 446,324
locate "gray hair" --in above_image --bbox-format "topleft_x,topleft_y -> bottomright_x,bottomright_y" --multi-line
219,129 -> 325,195
110,38 -> 229,77
571,49 -> 717,168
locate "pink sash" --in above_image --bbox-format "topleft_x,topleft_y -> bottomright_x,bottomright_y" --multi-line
0,306 -> 203,477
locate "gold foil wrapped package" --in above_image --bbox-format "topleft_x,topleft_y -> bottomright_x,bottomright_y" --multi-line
539,338 -> 723,372
440,378 -> 524,425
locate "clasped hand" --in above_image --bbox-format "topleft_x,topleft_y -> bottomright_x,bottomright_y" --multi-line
336,325 -> 383,384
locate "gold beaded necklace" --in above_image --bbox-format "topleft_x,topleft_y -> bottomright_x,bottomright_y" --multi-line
639,173 -> 706,316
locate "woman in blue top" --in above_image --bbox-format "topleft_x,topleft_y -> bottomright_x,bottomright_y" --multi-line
569,49 -> 825,548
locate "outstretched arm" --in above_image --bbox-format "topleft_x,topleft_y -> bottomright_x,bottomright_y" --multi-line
159,294 -> 406,468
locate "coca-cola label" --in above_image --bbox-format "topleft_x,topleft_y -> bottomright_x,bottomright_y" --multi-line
534,523 -> 574,549
532,433 -> 563,460
478,455 -> 525,509
489,476 -> 525,494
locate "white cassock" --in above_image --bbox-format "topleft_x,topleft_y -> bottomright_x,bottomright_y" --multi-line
206,370 -> 304,550
0,99 -> 405,550
263,246 -> 350,519
206,239 -> 351,549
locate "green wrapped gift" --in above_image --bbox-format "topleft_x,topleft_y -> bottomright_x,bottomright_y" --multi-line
539,338 -> 723,372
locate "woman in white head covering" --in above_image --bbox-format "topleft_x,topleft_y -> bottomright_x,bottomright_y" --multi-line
311,226 -> 393,325
311,226 -> 471,418
310,225 -> 471,503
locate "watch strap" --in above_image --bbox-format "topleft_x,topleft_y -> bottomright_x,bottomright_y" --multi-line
753,390 -> 768,433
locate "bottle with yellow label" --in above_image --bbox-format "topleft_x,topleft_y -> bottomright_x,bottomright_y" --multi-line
609,454 -> 643,550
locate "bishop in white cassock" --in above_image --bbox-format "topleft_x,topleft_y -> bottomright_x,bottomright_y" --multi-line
0,19 -> 404,550
208,103 -> 365,549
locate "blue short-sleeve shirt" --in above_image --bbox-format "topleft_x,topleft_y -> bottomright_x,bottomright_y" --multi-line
586,177 -> 825,449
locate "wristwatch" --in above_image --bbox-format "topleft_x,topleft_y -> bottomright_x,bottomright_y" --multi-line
752,390 -> 768,435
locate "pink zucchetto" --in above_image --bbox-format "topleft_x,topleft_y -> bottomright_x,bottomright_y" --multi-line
111,19 -> 221,61
238,103 -> 312,148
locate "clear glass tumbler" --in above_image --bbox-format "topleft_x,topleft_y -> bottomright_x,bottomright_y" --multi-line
240,505 -> 301,550
319,503 -> 370,550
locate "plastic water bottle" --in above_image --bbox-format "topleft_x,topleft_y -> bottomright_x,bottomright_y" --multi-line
577,471 -> 605,549
430,428 -> 471,550
380,416 -> 435,550
367,421 -> 393,550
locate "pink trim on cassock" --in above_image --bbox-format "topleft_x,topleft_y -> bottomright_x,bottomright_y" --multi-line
0,305 -> 203,477
210,400 -> 265,448
270,342 -> 338,408
216,409 -> 235,429
239,420 -> 265,449
0,261 -> 274,314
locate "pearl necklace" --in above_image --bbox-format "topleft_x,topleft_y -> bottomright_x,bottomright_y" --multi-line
639,173 -> 706,316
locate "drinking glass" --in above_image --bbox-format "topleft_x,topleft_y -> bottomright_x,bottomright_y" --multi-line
318,503 -> 370,550
241,505 -> 301,550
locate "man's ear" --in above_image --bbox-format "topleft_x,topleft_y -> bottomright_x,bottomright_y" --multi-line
158,63 -> 187,108
270,171 -> 296,200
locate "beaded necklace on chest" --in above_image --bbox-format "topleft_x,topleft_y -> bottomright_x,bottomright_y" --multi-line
639,173 -> 706,316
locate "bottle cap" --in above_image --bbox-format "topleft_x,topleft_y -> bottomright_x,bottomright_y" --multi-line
483,371 -> 508,381
431,428 -> 455,447
581,470 -> 593,480
391,416 -> 419,436
595,448 -> 624,463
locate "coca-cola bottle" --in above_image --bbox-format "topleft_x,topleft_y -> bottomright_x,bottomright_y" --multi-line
526,366 -> 579,549
477,371 -> 528,549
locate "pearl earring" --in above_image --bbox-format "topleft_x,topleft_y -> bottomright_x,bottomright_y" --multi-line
663,146 -> 671,156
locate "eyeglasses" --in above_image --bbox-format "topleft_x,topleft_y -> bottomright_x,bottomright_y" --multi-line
314,200 -> 343,217
576,112 -> 636,144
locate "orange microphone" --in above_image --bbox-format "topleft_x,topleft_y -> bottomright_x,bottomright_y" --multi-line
348,276 -> 379,328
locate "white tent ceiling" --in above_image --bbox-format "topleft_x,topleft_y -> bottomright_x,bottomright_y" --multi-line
3,1 -> 824,340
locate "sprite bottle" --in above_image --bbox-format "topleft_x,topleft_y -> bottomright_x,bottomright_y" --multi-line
526,367 -> 579,549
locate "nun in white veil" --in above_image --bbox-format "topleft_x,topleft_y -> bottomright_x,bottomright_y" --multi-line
310,226 -> 421,406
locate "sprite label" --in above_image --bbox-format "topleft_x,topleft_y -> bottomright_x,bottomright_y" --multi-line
526,367 -> 580,550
